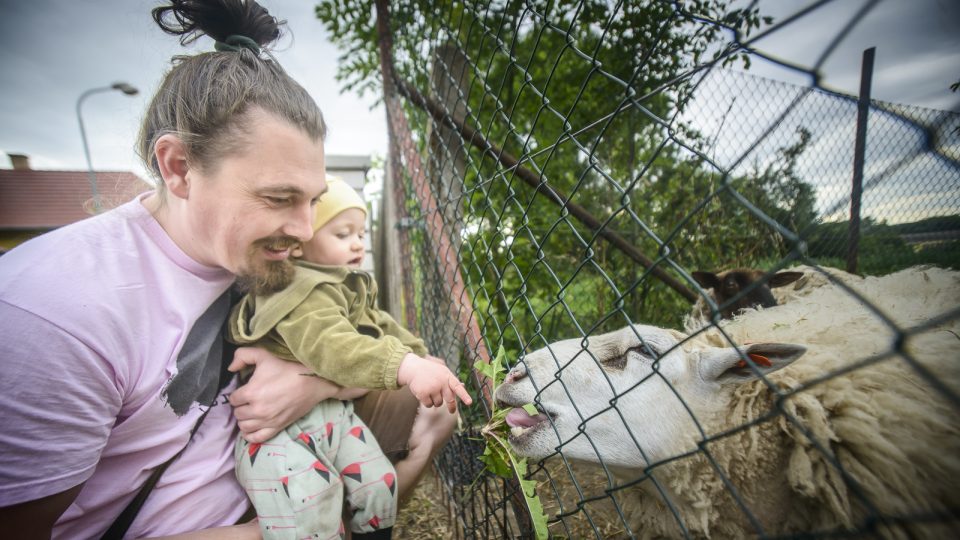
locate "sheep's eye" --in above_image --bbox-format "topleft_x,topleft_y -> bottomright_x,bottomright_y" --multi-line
598,342 -> 660,371
600,353 -> 628,371
628,343 -> 659,361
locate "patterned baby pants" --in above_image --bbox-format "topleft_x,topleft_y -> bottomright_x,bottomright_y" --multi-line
235,399 -> 397,540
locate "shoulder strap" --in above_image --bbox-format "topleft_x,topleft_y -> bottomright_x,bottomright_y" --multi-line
99,407 -> 211,540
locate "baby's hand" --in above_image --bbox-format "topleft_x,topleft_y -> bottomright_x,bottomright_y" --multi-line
397,353 -> 473,413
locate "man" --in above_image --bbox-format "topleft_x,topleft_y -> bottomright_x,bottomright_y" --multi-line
0,1 -> 333,536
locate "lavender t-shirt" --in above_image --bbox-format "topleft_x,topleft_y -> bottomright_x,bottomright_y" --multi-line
0,195 -> 247,538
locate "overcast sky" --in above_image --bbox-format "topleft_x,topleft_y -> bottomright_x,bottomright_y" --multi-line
1,0 -> 957,184
744,0 -> 960,109
0,0 -> 387,180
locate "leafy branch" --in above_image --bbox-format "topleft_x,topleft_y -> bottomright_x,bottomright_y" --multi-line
473,348 -> 549,539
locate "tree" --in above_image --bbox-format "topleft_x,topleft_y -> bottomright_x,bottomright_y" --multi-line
316,0 -> 811,355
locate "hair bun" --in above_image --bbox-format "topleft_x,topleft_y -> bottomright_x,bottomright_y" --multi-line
152,0 -> 284,48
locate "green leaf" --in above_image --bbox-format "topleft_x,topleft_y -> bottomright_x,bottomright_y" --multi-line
474,346 -> 508,398
476,347 -> 550,539
502,454 -> 549,539
474,345 -> 506,380
473,357 -> 497,381
477,444 -> 513,478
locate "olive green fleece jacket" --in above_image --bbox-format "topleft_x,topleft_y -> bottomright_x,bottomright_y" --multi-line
226,261 -> 427,390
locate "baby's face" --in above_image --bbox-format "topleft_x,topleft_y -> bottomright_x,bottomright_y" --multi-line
300,208 -> 366,267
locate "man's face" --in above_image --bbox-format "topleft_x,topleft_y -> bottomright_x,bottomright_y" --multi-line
186,109 -> 327,294
301,208 -> 367,268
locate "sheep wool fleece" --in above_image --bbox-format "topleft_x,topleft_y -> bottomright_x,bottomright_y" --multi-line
228,262 -> 428,538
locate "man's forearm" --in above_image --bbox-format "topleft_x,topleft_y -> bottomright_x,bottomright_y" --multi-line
147,521 -> 261,540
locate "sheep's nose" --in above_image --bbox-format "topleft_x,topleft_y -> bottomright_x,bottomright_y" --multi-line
505,364 -> 527,383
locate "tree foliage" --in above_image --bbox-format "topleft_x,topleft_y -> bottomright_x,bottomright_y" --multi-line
315,0 -> 819,357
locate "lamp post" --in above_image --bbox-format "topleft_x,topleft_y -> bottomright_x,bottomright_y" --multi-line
76,82 -> 139,213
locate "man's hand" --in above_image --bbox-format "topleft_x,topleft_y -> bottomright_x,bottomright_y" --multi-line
396,353 -> 473,413
228,347 -> 341,443
333,387 -> 370,400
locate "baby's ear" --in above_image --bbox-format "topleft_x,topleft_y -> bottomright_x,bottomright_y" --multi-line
291,244 -> 304,259
698,342 -> 806,385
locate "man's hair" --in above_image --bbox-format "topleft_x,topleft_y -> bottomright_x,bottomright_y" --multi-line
137,0 -> 326,195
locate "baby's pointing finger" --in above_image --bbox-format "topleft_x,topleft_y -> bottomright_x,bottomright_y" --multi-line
451,379 -> 473,406
441,384 -> 457,413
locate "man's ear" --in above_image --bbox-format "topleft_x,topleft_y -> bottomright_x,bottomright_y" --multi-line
698,342 -> 806,385
154,134 -> 191,200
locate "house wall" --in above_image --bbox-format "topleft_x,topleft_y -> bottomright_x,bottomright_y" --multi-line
0,156 -> 377,268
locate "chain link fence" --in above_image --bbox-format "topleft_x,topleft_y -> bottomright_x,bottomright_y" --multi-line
681,68 -> 960,275
338,0 -> 960,537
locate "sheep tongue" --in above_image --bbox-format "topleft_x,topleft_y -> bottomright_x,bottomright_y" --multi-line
505,407 -> 544,428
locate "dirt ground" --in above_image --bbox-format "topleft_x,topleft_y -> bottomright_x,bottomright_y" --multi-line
392,462 -> 627,539
394,467 -> 458,539
392,460 -> 631,539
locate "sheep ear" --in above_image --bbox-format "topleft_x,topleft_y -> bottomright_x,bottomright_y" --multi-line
769,271 -> 804,288
693,271 -> 720,290
699,342 -> 806,384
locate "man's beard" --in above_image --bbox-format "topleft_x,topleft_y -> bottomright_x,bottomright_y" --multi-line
235,239 -> 298,296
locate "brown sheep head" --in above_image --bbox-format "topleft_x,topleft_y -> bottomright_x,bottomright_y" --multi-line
692,268 -> 804,320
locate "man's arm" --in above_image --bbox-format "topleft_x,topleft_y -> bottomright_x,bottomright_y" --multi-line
0,484 -> 85,540
0,485 -> 263,540
228,347 -> 347,443
332,386 -> 370,400
146,521 -> 261,539
0,303 -> 120,536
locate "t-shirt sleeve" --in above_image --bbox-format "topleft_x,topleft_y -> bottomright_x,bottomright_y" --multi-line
274,289 -> 410,390
0,301 -> 122,506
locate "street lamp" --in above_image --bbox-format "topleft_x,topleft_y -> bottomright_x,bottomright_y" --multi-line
76,82 -> 139,213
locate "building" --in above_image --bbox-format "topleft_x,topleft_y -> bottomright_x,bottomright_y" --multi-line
0,154 -> 375,270
0,154 -> 152,252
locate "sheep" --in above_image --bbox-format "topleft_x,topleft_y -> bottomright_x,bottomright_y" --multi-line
497,265 -> 960,538
684,265 -> 860,332
691,267 -> 804,318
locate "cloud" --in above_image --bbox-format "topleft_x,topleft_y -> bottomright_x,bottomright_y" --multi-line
0,0 -> 387,176
749,0 -> 960,109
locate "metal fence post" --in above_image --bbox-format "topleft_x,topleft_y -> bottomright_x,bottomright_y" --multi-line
847,47 -> 875,274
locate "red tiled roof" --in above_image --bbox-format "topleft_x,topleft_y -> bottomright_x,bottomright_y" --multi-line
0,169 -> 152,229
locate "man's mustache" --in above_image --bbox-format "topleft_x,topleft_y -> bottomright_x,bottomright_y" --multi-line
254,236 -> 301,250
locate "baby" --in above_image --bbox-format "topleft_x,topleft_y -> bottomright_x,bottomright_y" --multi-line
227,177 -> 471,539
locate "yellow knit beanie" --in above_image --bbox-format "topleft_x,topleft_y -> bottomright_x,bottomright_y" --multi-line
313,176 -> 367,232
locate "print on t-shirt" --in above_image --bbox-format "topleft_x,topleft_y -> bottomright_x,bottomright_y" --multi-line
162,289 -> 236,415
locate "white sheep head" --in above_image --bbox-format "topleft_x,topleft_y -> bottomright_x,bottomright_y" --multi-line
495,324 -> 806,470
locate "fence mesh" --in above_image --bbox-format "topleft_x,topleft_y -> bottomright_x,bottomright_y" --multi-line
328,0 -> 960,537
